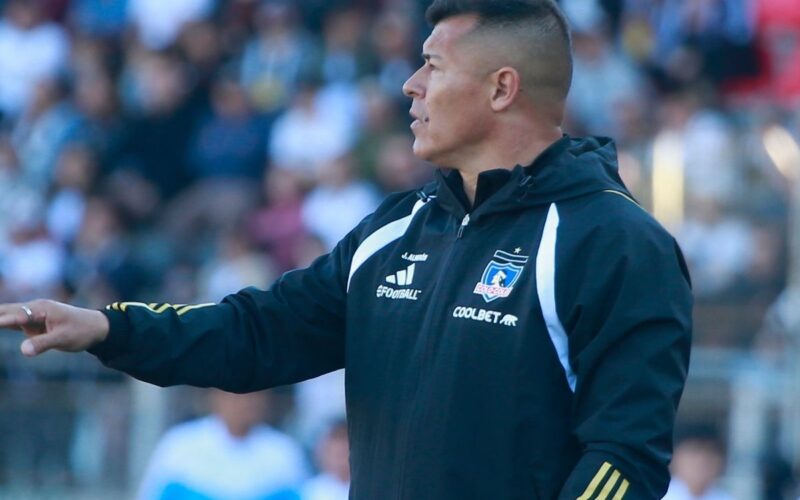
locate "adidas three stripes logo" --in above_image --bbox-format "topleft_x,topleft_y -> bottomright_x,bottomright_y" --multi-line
577,462 -> 630,500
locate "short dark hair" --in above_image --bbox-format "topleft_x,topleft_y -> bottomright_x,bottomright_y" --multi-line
426,0 -> 569,35
425,0 -> 573,103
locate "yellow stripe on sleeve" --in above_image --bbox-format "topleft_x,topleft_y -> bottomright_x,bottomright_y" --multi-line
119,301 -> 150,312
112,302 -> 214,315
597,470 -> 621,500
577,462 -> 612,500
176,303 -> 215,316
612,479 -> 629,500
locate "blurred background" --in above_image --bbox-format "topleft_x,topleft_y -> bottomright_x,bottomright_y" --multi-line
0,0 -> 798,498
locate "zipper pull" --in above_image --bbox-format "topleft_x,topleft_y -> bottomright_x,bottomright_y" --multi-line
457,214 -> 470,239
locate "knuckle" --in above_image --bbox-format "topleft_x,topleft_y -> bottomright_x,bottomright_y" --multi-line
30,299 -> 47,310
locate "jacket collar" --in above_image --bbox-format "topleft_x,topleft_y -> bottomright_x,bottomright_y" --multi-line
427,135 -> 633,221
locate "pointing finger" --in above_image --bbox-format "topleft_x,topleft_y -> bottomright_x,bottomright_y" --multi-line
0,303 -> 33,330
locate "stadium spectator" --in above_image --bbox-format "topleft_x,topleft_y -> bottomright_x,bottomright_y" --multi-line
663,429 -> 733,500
176,20 -> 226,91
138,390 -> 308,500
63,196 -> 142,302
72,66 -> 129,172
319,8 -> 370,85
291,369 -> 346,449
0,216 -> 64,299
248,167 -> 312,272
11,77 -> 82,189
45,144 -> 97,245
297,419 -> 350,500
117,50 -> 200,199
372,133 -> 431,193
370,10 -> 416,100
188,75 -> 267,180
239,1 -> 318,112
350,80 -> 410,182
0,0 -> 69,118
567,15 -> 642,137
650,0 -> 755,87
68,0 -> 129,37
127,0 -> 214,50
0,133 -> 43,258
300,154 -> 380,250
676,198 -> 755,299
269,77 -> 357,181
196,228 -> 278,302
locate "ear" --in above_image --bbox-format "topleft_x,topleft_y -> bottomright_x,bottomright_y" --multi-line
489,67 -> 521,112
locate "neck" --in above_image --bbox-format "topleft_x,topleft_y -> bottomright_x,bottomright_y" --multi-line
224,422 -> 253,439
458,126 -> 563,205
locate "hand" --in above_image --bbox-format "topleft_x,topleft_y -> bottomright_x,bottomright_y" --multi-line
0,300 -> 109,357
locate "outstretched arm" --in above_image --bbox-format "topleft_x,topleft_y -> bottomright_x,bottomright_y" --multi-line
0,224 -> 359,392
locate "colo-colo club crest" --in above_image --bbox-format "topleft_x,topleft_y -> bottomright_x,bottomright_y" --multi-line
473,249 -> 529,303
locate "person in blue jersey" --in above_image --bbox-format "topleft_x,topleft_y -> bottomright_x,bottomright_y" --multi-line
0,1 -> 692,498
138,390 -> 308,500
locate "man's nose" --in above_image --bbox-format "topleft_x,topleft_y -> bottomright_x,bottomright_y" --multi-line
402,68 -> 424,98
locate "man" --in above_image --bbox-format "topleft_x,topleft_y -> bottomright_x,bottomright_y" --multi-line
138,390 -> 308,500
662,429 -> 732,500
0,1 -> 692,498
298,419 -> 350,500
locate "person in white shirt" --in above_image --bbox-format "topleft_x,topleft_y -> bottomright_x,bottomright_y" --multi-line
0,0 -> 69,117
299,420 -> 349,500
663,429 -> 733,500
127,0 -> 213,50
138,390 -> 308,500
301,154 -> 380,251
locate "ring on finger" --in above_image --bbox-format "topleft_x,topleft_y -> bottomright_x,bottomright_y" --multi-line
20,305 -> 34,323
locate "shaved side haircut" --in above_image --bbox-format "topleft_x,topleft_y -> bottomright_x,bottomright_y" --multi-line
426,0 -> 573,104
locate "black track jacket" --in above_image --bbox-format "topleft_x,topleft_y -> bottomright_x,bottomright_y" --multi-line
89,136 -> 693,500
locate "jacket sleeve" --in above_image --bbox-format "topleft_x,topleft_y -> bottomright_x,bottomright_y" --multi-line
87,221 -> 363,393
555,212 -> 692,500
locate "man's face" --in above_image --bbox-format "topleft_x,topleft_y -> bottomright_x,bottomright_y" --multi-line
211,390 -> 268,438
402,15 -> 493,167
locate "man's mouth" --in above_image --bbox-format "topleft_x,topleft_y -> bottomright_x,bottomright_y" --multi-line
410,114 -> 430,128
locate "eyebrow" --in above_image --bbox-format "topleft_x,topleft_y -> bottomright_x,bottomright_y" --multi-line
422,53 -> 442,61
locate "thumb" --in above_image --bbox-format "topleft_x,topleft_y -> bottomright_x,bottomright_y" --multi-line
21,333 -> 60,357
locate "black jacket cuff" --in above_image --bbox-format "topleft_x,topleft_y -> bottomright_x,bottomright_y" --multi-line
87,309 -> 131,361
559,451 -> 652,499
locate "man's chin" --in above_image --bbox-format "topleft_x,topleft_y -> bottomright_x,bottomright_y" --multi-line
411,141 -> 435,163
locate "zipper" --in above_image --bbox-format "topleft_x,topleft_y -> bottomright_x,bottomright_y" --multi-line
397,212 -> 469,496
456,213 -> 470,239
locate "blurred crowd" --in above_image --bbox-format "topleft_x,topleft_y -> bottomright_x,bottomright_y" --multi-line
0,0 -> 799,497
